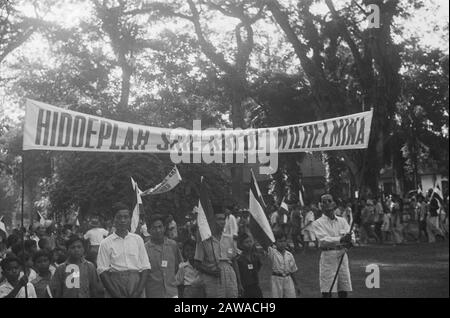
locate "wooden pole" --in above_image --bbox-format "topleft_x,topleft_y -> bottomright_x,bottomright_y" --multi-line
21,154 -> 28,298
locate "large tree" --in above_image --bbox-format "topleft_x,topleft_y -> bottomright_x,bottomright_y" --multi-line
265,0 -> 404,195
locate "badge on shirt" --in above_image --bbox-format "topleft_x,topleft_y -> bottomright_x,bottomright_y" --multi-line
248,264 -> 254,270
161,260 -> 168,268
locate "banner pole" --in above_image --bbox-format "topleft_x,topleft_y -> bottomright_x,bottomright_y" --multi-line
328,140 -> 370,294
21,153 -> 28,298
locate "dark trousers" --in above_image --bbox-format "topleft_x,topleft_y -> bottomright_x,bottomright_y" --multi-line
418,220 -> 428,242
291,227 -> 302,250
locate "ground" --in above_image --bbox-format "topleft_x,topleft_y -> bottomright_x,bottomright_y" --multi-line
258,241 -> 449,298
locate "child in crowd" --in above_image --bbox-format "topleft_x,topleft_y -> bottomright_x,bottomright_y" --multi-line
52,246 -> 67,267
24,240 -> 38,255
49,235 -> 103,298
268,232 -> 299,298
17,251 -> 37,282
0,254 -> 37,298
175,240 -> 203,298
38,238 -> 52,253
31,250 -> 53,298
381,211 -> 391,243
236,233 -> 263,298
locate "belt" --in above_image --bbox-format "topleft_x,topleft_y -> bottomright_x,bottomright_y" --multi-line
272,272 -> 290,277
320,245 -> 345,251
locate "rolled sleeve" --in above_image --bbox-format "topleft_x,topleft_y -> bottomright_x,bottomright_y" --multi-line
96,241 -> 110,275
136,236 -> 151,271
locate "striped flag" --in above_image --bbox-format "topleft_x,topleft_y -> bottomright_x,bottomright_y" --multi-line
432,185 -> 444,208
197,177 -> 216,241
130,177 -> 143,233
249,171 -> 275,250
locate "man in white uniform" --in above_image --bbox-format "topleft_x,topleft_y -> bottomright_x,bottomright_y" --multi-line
312,194 -> 354,298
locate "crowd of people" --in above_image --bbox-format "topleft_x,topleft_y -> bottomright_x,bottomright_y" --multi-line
268,188 -> 448,249
0,187 -> 447,299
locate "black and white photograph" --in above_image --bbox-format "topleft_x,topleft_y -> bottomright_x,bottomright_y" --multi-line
0,0 -> 448,302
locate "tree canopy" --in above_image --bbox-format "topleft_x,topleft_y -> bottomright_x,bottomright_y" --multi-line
0,0 -> 448,225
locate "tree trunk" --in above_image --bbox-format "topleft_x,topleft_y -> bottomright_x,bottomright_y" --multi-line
230,80 -> 246,206
119,62 -> 132,112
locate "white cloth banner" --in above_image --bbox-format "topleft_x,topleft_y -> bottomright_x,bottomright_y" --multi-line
140,166 -> 182,196
23,99 -> 373,154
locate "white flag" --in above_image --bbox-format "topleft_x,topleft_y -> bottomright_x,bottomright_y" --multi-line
141,166 -> 182,196
130,177 -> 143,233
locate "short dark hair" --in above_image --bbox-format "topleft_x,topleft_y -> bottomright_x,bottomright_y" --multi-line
65,235 -> 85,250
274,231 -> 287,241
6,234 -> 20,249
112,202 -> 130,216
24,239 -> 37,250
237,232 -> 250,244
147,214 -> 165,228
38,238 -> 50,250
16,251 -> 32,262
11,242 -> 23,255
33,250 -> 51,263
182,239 -> 196,251
1,254 -> 21,271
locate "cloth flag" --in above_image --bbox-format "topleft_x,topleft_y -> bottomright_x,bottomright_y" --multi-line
298,183 -> 305,207
279,197 -> 289,224
36,211 -> 46,225
130,177 -> 143,233
140,166 -> 182,196
432,186 -> 444,208
0,216 -> 7,239
197,177 -> 216,241
249,171 -> 275,249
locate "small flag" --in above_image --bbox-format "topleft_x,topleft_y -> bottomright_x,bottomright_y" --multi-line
299,183 -> 305,207
37,211 -> 46,225
197,177 -> 216,241
432,185 -> 444,208
279,197 -> 289,224
130,177 -> 143,233
141,166 -> 182,196
0,216 -> 7,239
249,171 -> 275,249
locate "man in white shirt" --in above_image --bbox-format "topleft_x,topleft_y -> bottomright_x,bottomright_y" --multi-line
84,218 -> 109,247
302,206 -> 316,248
312,194 -> 354,298
97,203 -> 151,298
84,218 -> 109,265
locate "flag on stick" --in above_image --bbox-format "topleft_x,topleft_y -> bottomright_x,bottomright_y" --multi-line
141,166 -> 182,196
0,216 -> 7,240
36,211 -> 46,226
249,171 -> 275,250
299,183 -> 305,207
197,177 -> 216,241
130,177 -> 143,233
279,197 -> 289,224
